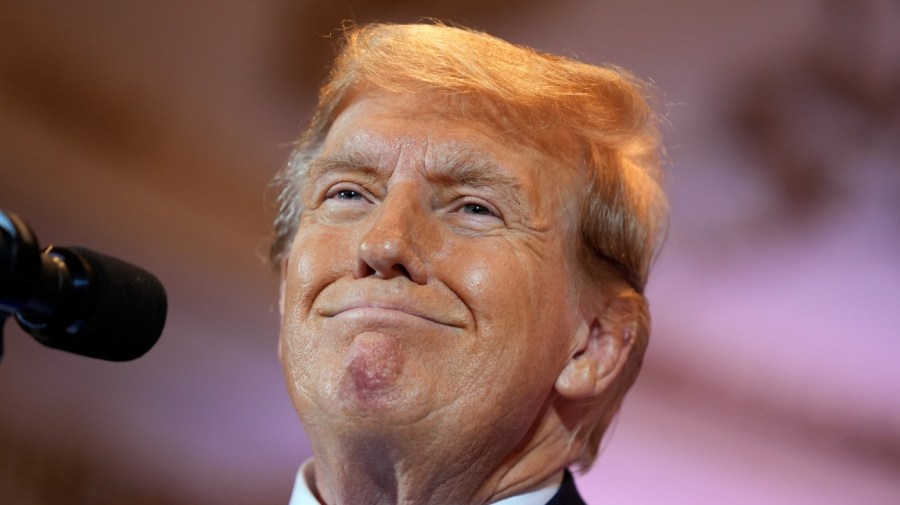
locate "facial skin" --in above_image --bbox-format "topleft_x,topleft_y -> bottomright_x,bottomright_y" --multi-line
279,89 -> 610,504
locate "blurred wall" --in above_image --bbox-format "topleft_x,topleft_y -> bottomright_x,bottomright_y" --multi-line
1,1 -> 898,503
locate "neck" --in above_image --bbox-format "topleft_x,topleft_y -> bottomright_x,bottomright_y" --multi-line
304,397 -> 582,505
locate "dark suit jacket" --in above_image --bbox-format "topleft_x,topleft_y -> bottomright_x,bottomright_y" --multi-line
545,470 -> 586,505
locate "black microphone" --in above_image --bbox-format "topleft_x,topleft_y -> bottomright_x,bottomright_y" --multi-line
0,210 -> 167,361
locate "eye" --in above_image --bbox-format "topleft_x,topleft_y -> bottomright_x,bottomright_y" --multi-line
461,203 -> 495,216
334,189 -> 364,200
453,199 -> 502,222
324,185 -> 372,203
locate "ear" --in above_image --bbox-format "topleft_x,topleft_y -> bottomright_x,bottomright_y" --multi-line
555,315 -> 635,401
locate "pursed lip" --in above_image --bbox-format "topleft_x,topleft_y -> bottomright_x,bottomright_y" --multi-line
318,291 -> 467,329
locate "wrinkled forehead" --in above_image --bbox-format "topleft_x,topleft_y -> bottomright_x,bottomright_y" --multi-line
310,90 -> 586,207
319,89 -> 584,177
322,86 -> 585,164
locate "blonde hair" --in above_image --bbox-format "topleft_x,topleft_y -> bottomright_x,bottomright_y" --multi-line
270,22 -> 667,469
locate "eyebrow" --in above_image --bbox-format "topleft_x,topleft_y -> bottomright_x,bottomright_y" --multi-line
424,146 -> 527,220
307,148 -> 382,184
306,138 -> 530,220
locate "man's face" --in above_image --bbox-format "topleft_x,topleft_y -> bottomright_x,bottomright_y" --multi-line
279,89 -> 588,446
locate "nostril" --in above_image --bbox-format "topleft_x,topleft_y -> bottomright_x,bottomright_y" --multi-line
393,263 -> 410,278
356,261 -> 376,278
354,261 -> 411,280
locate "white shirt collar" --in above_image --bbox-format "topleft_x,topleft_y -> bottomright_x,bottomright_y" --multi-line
287,459 -> 563,505
287,459 -> 320,505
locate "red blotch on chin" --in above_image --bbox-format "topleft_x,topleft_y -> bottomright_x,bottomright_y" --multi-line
343,332 -> 404,398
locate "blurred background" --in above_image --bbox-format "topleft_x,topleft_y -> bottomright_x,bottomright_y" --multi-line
1,0 -> 898,503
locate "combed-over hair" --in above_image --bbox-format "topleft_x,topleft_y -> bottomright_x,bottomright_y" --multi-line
269,22 -> 667,469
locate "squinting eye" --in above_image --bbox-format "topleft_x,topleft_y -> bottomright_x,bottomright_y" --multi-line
462,203 -> 494,216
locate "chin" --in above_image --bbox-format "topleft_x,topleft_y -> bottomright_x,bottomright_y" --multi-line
289,330 -> 442,429
333,370 -> 433,424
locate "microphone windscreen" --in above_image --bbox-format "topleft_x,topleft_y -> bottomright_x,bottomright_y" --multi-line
55,247 -> 167,361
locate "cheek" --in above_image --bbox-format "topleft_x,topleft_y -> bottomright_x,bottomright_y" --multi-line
279,226 -> 354,382
454,248 -> 549,343
451,239 -> 578,375
461,240 -> 571,315
285,226 -> 354,312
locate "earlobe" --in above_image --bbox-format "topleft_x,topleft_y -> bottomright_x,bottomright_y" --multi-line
555,318 -> 634,401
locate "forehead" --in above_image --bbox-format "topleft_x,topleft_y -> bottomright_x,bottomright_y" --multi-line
314,90 -> 584,201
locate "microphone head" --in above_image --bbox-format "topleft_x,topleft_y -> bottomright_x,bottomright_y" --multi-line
21,247 -> 168,361
0,210 -> 42,315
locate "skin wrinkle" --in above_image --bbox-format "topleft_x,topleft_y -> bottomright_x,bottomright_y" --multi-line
491,399 -> 563,499
308,131 -> 531,229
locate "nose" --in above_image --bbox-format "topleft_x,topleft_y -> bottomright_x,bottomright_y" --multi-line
355,192 -> 429,284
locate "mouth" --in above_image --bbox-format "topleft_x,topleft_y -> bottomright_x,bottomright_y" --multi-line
331,303 -> 460,328
318,291 -> 467,330
313,279 -> 470,331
